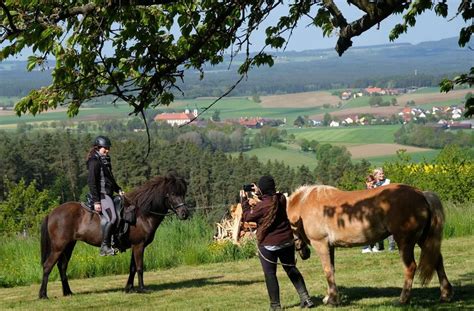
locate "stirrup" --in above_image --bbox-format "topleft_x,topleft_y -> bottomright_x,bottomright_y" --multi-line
100,245 -> 116,256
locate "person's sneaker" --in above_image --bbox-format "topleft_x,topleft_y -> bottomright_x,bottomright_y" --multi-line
361,247 -> 372,254
371,247 -> 381,253
300,298 -> 315,308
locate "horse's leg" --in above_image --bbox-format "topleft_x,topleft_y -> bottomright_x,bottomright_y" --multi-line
436,254 -> 453,302
398,239 -> 417,304
57,241 -> 76,296
39,249 -> 63,299
132,243 -> 146,292
125,251 -> 137,293
311,239 -> 339,305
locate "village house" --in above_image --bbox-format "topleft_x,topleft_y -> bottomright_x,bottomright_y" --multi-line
341,90 -> 352,100
154,109 -> 198,126
238,117 -> 263,129
364,86 -> 385,95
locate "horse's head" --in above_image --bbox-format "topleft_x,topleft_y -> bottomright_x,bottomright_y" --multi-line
163,172 -> 189,220
165,192 -> 189,220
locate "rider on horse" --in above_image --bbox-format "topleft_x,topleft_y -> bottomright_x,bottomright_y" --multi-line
86,135 -> 124,256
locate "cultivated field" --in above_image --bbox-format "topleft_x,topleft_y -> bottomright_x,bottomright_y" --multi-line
1,236 -> 472,310
397,88 -> 472,106
260,91 -> 340,108
346,143 -> 431,158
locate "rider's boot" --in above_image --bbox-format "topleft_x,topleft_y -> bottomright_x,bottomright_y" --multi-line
286,266 -> 315,308
100,221 -> 116,256
264,274 -> 281,311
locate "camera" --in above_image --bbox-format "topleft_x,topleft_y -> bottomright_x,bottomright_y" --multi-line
243,184 -> 254,192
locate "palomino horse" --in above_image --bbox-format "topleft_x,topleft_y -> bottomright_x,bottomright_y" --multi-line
39,172 -> 189,299
287,183 -> 453,305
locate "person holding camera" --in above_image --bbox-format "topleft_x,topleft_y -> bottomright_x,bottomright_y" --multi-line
241,175 -> 314,310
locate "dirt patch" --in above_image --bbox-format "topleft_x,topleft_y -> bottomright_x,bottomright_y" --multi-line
347,143 -> 432,159
260,91 -> 340,108
397,89 -> 472,106
0,110 -> 15,116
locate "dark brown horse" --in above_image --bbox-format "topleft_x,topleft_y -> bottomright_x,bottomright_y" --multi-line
287,183 -> 453,305
39,173 -> 189,299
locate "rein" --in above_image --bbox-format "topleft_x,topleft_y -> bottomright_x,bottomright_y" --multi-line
148,202 -> 185,217
257,247 -> 297,267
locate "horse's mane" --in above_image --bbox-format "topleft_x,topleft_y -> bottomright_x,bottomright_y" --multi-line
289,184 -> 338,207
125,171 -> 187,215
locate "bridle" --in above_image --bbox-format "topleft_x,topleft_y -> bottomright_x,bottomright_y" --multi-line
148,195 -> 186,217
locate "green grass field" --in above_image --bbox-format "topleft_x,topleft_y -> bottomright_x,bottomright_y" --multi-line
361,150 -> 441,167
0,235 -> 472,310
286,125 -> 400,144
236,144 -> 439,169
233,146 -> 318,169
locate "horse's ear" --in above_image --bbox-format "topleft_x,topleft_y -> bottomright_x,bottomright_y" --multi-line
165,169 -> 179,179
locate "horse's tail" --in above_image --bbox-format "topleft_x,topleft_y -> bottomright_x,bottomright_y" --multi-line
40,215 -> 51,265
418,191 -> 445,286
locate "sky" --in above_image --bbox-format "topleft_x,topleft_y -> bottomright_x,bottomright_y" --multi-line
3,1 -> 471,60
251,0 -> 471,52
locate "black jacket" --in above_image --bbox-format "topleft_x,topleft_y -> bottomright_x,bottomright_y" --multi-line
87,152 -> 121,203
242,193 -> 294,246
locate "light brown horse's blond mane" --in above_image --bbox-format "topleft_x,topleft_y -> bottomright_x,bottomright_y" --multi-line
289,184 -> 337,208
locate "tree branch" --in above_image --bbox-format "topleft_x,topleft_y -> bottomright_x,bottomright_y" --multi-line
0,0 -> 20,34
336,0 -> 406,55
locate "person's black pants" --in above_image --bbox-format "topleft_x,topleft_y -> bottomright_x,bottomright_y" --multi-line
258,244 -> 310,307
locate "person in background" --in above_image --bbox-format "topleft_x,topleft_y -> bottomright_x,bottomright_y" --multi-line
241,175 -> 314,310
372,167 -> 396,252
362,174 -> 377,254
86,135 -> 124,256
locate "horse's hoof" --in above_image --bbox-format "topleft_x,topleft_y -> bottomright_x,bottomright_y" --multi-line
440,286 -> 454,302
125,286 -> 134,293
63,291 -> 73,296
323,295 -> 339,305
440,292 -> 453,303
136,287 -> 151,294
39,295 -> 48,300
395,298 -> 410,306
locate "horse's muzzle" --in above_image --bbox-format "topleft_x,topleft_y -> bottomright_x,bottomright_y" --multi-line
176,204 -> 189,220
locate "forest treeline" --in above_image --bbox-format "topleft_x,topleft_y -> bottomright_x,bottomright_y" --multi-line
394,124 -> 474,149
1,123 -> 473,237
0,66 -> 462,101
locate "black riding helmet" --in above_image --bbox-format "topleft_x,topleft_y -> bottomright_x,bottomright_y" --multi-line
94,135 -> 112,149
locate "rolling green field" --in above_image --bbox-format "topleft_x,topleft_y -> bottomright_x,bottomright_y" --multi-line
232,146 -> 318,169
236,145 -> 441,169
360,150 -> 441,167
285,125 -> 400,144
0,235 -> 472,310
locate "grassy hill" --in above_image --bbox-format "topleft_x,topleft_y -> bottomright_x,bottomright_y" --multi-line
1,235 -> 472,310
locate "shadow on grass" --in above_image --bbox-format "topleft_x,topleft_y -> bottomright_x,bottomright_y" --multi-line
330,283 -> 474,308
75,275 -> 261,296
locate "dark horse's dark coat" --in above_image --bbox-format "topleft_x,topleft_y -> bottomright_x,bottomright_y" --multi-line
39,173 -> 189,299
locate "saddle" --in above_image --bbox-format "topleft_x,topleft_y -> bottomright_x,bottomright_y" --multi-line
83,193 -> 137,252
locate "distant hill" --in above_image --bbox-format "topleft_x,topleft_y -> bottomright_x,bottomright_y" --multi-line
0,37 -> 471,98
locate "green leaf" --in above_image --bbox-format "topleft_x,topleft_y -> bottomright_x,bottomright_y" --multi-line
26,56 -> 37,71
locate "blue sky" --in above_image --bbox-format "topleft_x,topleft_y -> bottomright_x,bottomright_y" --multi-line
251,0 -> 470,52
3,1 -> 470,60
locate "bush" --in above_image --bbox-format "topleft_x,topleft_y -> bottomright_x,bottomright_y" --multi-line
384,146 -> 473,203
